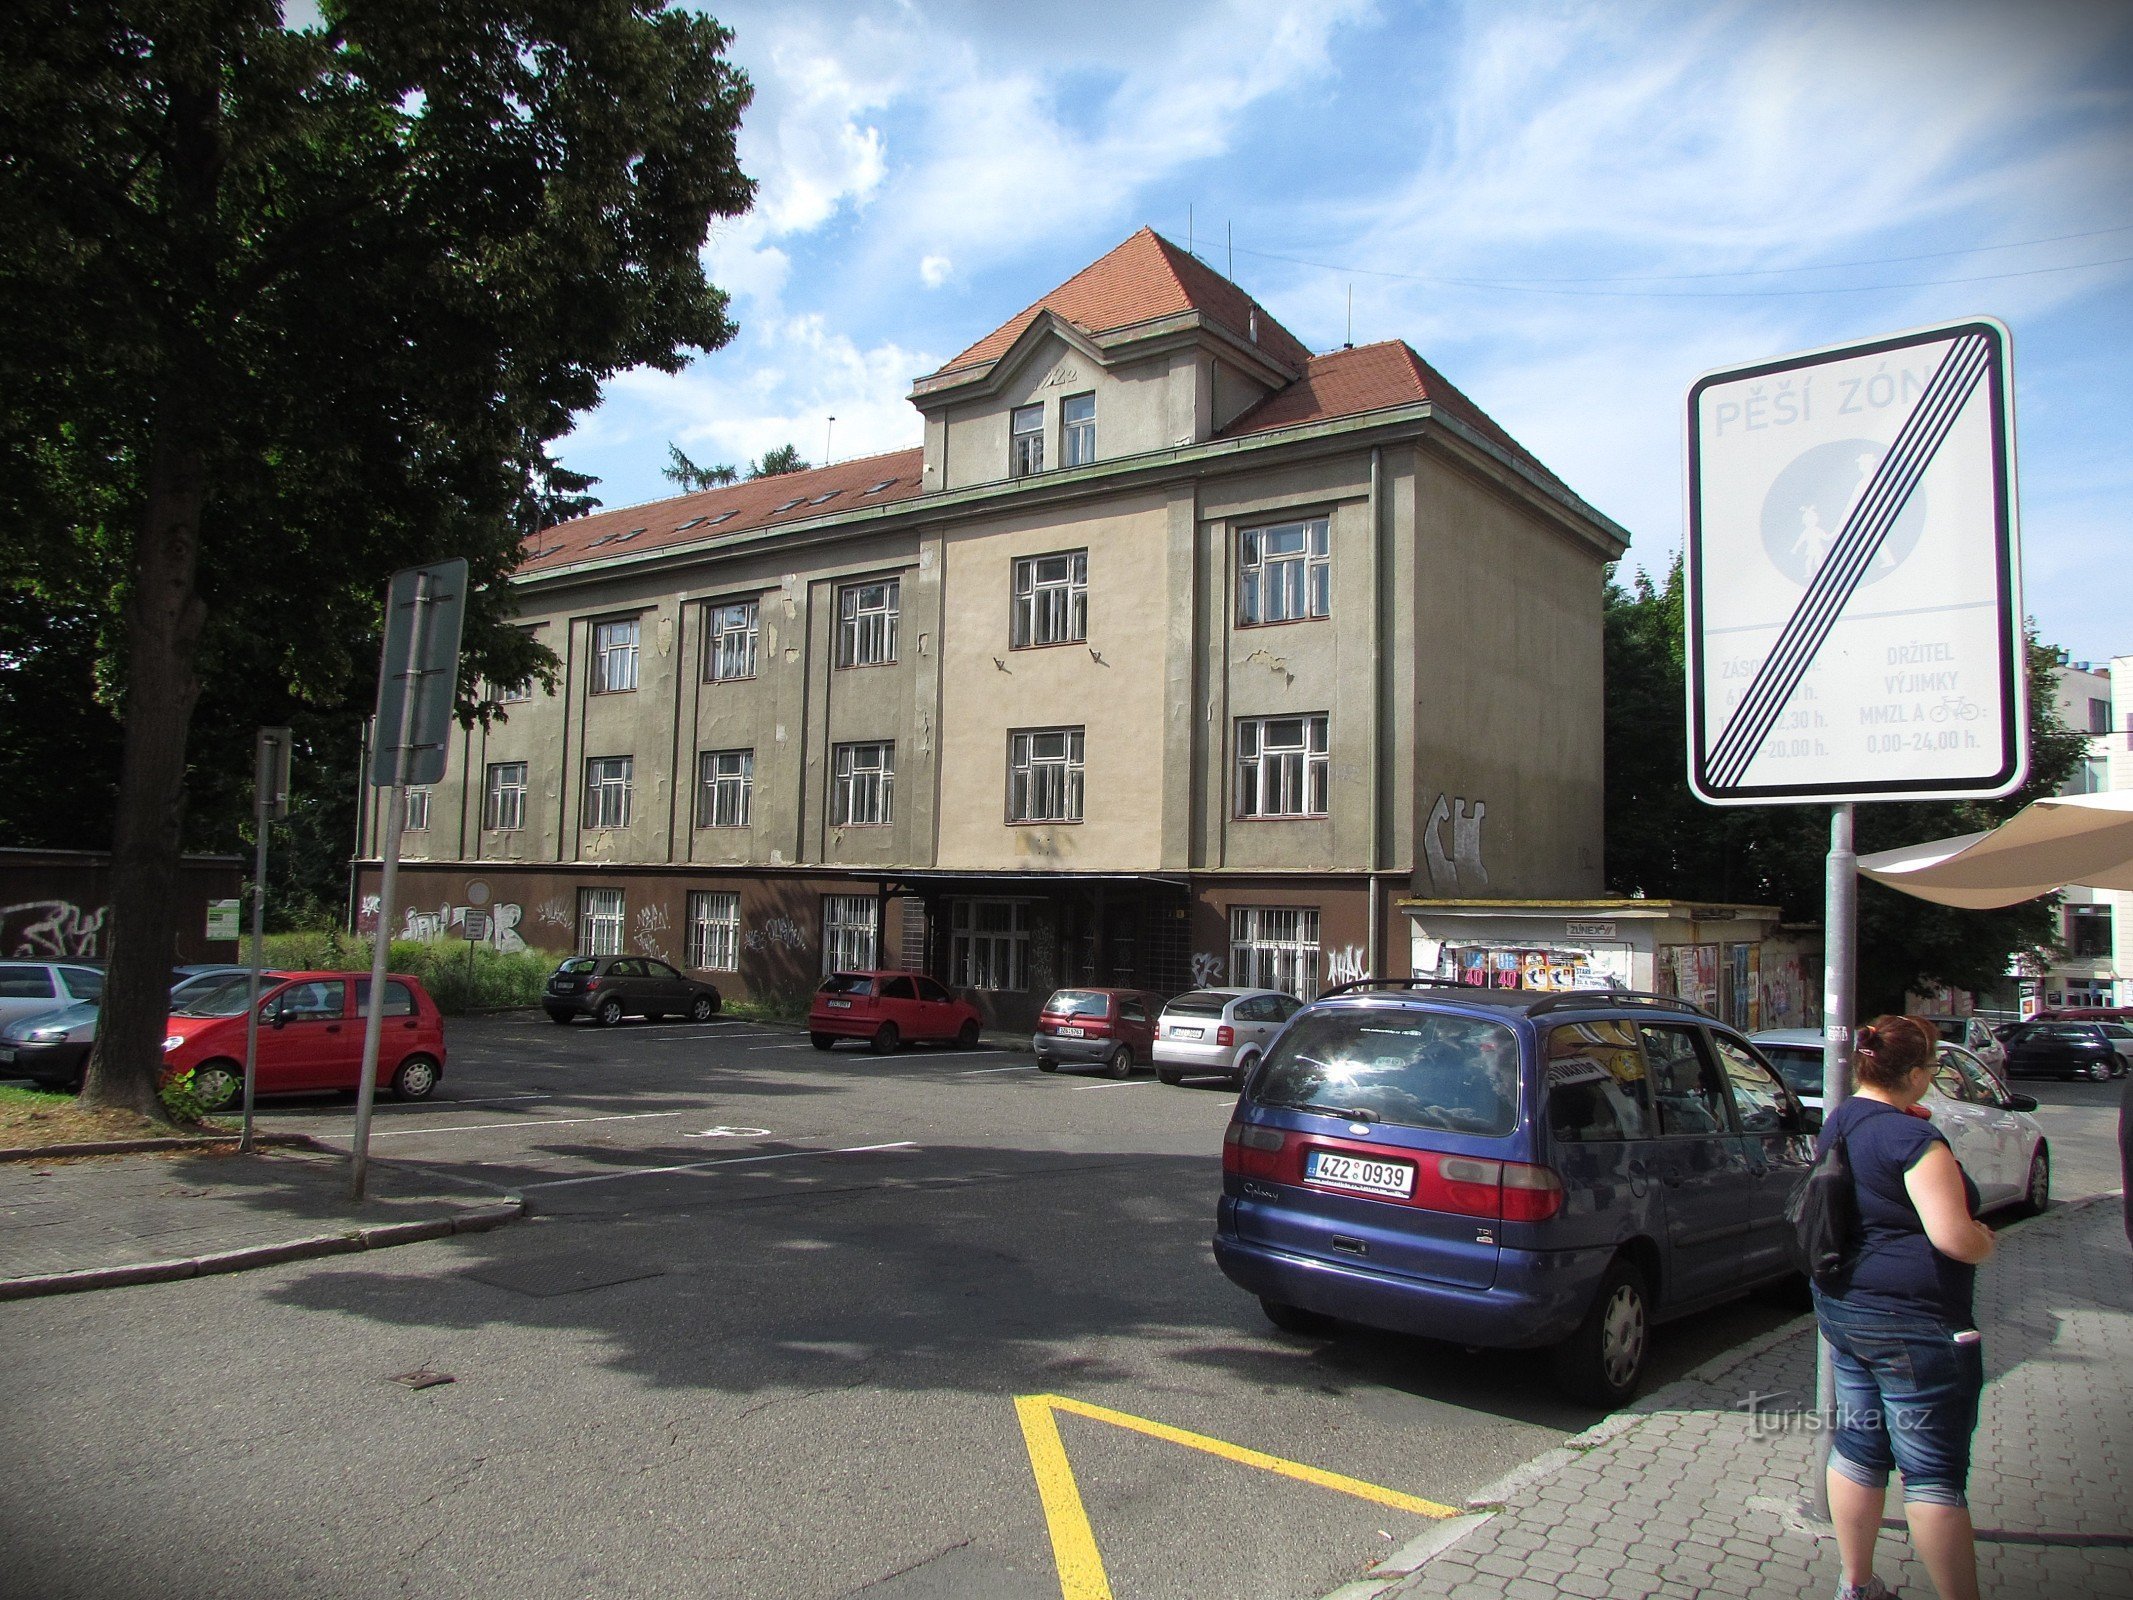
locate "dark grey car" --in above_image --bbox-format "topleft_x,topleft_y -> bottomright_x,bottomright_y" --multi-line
543,956 -> 721,1026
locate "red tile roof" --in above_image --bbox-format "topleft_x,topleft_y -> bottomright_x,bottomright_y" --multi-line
514,447 -> 925,576
1219,341 -> 1569,495
929,227 -> 1313,379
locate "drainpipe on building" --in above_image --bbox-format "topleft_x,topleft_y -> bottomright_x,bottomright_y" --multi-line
1367,446 -> 1384,978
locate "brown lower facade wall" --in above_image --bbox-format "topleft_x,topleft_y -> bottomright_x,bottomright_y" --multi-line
352,862 -> 1398,1032
0,849 -> 244,964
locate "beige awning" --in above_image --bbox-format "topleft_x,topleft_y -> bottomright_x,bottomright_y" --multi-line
1856,790 -> 2133,909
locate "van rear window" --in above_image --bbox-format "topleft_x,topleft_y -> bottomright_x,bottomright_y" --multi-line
1253,1009 -> 1518,1136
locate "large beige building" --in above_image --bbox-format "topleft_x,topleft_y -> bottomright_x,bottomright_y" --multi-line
357,229 -> 1630,1026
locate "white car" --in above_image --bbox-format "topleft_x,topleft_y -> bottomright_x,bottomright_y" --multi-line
1917,1014 -> 2008,1077
1749,1029 -> 2049,1217
1153,987 -> 1302,1087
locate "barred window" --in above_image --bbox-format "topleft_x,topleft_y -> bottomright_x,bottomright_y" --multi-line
952,899 -> 1029,991
592,617 -> 640,693
403,785 -> 431,833
696,749 -> 754,828
687,891 -> 740,972
1230,906 -> 1321,1001
831,741 -> 894,826
1010,403 -> 1044,477
584,756 -> 633,830
578,888 -> 625,957
1008,728 -> 1084,822
823,894 -> 878,973
705,599 -> 758,682
1010,551 -> 1087,648
837,579 -> 899,668
1235,714 -> 1329,818
1061,393 -> 1095,468
483,762 -> 527,831
1238,517 -> 1330,625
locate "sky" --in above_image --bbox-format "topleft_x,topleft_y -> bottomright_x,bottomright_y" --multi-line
557,0 -> 2133,666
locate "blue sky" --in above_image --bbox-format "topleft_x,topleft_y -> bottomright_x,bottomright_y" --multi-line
559,0 -> 2133,664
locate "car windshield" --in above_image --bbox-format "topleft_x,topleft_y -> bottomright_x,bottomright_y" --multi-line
819,974 -> 873,996
170,974 -> 268,1017
1164,992 -> 1231,1018
1253,1008 -> 1520,1136
1758,1044 -> 1824,1097
558,958 -> 598,976
1044,990 -> 1111,1019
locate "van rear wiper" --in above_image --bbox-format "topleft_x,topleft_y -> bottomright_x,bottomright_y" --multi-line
1295,1101 -> 1375,1123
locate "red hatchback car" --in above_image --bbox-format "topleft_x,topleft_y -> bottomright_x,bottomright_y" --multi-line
807,971 -> 984,1054
161,970 -> 447,1111
1031,987 -> 1166,1077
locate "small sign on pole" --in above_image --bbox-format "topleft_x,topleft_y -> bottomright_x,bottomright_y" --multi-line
205,900 -> 241,941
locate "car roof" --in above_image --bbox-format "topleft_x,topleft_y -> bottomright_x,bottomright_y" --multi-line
1309,982 -> 1721,1026
1749,1029 -> 1824,1047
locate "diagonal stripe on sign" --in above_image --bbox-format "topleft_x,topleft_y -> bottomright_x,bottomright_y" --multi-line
1707,332 -> 1992,789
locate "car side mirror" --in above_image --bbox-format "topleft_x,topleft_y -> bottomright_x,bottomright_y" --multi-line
269,1002 -> 287,1029
2007,1093 -> 2037,1113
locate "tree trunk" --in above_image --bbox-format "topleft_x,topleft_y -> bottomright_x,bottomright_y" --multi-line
78,403 -> 209,1119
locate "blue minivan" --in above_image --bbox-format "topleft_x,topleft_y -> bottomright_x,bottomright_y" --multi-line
1213,981 -> 1814,1405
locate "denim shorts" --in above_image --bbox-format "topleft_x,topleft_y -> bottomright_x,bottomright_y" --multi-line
1813,1290 -> 1984,1507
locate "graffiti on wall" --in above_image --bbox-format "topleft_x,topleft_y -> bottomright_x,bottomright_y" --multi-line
358,894 -> 527,953
1423,794 -> 1489,893
1,900 -> 108,959
744,916 -> 808,954
1190,951 -> 1227,987
632,904 -> 674,963
1324,944 -> 1367,987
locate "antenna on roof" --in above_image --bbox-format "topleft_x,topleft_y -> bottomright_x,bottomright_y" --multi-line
1187,205 -> 1193,259
1227,221 -> 1233,281
823,415 -> 836,466
1345,285 -> 1354,350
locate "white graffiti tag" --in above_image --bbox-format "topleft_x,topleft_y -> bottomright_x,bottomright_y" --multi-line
0,900 -> 108,959
1325,944 -> 1367,987
1190,951 -> 1227,988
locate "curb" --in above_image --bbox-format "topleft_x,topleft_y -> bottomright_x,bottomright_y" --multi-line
0,1131 -> 328,1163
0,1198 -> 526,1301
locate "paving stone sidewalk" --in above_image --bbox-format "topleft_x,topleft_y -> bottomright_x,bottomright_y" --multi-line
0,1142 -> 522,1296
1344,1197 -> 2133,1600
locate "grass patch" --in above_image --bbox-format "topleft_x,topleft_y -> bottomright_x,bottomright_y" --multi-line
258,932 -> 567,1015
0,1084 -> 233,1151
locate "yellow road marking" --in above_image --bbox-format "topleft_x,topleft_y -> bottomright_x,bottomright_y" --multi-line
1013,1392 -> 1459,1600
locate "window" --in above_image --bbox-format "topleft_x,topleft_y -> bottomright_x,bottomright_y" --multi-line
1010,551 -> 1087,648
696,749 -> 754,828
0,969 -> 54,999
2070,756 -> 2108,795
584,756 -> 633,830
1229,906 -> 1321,1000
687,891 -> 740,972
1235,714 -> 1329,817
578,888 -> 625,956
831,741 -> 894,826
705,599 -> 759,682
2089,696 -> 2112,735
1009,728 -> 1084,822
1010,403 -> 1044,477
1546,1020 -> 1651,1141
494,676 -> 533,704
484,762 -> 528,831
837,579 -> 899,668
275,979 -> 346,1021
1254,1009 -> 1517,1136
592,617 -> 639,693
1712,1034 -> 1792,1133
952,899 -> 1029,991
1641,1025 -> 1731,1136
1061,392 -> 1095,467
823,894 -> 878,973
1238,517 -> 1330,625
2068,904 -> 2112,959
353,979 -> 417,1017
403,785 -> 431,832
62,967 -> 103,1002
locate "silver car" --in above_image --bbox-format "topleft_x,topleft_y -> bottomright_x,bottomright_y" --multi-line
1918,1014 -> 2008,1077
0,961 -> 103,1032
1154,987 -> 1303,1087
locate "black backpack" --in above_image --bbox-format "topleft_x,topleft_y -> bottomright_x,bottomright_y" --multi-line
1786,1113 -> 1873,1288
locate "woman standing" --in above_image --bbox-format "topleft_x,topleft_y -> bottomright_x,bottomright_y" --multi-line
1814,1014 -> 1996,1600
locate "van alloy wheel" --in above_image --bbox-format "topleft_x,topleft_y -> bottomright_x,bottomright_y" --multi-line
1597,1281 -> 1648,1391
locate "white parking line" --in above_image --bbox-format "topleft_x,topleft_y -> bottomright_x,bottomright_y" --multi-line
1071,1079 -> 1153,1091
315,1110 -> 687,1139
520,1139 -> 919,1191
956,1064 -> 1038,1076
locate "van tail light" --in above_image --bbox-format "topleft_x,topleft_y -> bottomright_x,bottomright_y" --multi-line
1499,1161 -> 1564,1222
1222,1120 -> 1287,1178
1216,1024 -> 1235,1047
585,976 -> 602,990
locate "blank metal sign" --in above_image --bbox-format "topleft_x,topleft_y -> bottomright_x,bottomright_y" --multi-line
1685,318 -> 2024,805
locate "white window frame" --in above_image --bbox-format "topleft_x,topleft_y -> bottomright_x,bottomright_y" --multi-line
1008,728 -> 1084,823
705,599 -> 759,683
1238,516 -> 1331,626
696,748 -> 754,828
837,579 -> 900,668
1010,402 -> 1045,477
494,676 -> 533,704
1010,550 -> 1088,648
483,761 -> 527,831
686,890 -> 740,972
1235,714 -> 1329,818
952,898 -> 1029,992
823,894 -> 879,973
1230,905 -> 1322,1001
1061,392 -> 1096,467
831,741 -> 894,827
578,888 -> 625,957
591,617 -> 640,693
403,785 -> 431,833
584,755 -> 634,830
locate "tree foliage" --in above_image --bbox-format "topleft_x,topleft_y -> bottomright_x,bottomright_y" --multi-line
1604,558 -> 2086,1014
0,0 -> 754,1113
747,443 -> 808,478
662,442 -> 738,491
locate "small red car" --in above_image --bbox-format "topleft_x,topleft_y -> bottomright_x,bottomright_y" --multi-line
807,971 -> 983,1054
1031,988 -> 1166,1077
161,969 -> 447,1110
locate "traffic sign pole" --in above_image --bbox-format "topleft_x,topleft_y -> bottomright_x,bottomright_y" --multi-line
239,727 -> 291,1155
1809,801 -> 1858,1519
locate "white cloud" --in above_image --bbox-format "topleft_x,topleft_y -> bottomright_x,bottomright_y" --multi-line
918,253 -> 953,288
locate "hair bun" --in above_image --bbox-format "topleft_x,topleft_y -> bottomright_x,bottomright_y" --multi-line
1856,1025 -> 1881,1052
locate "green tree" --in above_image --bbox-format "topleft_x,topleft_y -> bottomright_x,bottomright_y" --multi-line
0,0 -> 754,1117
662,443 -> 738,491
1604,558 -> 2084,1015
747,443 -> 808,478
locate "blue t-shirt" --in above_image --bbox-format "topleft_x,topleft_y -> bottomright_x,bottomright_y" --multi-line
1817,1096 -> 1978,1326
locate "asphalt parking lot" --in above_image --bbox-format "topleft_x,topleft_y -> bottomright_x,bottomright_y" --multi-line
4,1016 -> 2121,1600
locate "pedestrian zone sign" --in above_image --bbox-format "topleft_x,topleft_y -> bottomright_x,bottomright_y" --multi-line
1685,318 -> 2025,805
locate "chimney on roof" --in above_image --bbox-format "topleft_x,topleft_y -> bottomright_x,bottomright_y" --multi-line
1249,310 -> 1258,344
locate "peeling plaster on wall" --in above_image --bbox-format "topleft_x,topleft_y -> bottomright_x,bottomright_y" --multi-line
1,899 -> 107,959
